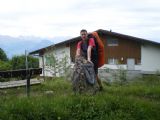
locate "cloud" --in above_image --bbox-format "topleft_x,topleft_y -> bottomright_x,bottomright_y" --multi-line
0,0 -> 160,43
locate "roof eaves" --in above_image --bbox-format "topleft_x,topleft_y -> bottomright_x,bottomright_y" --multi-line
97,29 -> 160,45
29,44 -> 55,55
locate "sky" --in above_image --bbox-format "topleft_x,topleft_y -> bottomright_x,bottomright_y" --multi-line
0,0 -> 160,43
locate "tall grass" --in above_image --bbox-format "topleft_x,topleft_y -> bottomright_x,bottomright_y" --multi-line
0,76 -> 160,120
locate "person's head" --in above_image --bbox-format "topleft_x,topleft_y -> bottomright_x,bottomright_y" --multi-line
80,29 -> 88,40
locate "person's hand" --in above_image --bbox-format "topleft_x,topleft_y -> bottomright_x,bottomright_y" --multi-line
75,54 -> 80,57
87,58 -> 93,64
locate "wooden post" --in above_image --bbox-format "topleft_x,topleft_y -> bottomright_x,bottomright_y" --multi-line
25,50 -> 30,97
26,70 -> 30,97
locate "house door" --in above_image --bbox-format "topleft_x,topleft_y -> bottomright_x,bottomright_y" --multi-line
127,58 -> 135,70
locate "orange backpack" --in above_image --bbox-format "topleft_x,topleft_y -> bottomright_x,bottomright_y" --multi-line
91,32 -> 105,68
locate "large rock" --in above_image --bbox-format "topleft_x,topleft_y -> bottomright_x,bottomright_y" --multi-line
71,56 -> 98,94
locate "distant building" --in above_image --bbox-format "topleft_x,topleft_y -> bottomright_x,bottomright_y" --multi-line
29,29 -> 160,77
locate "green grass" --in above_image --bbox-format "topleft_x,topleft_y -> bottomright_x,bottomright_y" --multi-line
0,76 -> 160,120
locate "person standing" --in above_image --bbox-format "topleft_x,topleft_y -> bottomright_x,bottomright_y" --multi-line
76,29 -> 103,91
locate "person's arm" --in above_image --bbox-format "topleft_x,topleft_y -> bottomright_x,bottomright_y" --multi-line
87,45 -> 92,62
87,38 -> 95,63
76,41 -> 81,57
76,48 -> 81,57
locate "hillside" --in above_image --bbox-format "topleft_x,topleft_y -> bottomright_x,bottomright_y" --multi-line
0,35 -> 53,58
0,35 -> 71,58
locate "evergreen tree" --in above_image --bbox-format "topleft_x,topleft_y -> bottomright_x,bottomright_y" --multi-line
0,48 -> 8,61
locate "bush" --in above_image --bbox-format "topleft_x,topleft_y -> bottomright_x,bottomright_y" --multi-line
0,60 -> 12,71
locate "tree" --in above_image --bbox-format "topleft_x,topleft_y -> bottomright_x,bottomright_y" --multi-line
11,55 -> 39,70
0,48 -> 10,71
0,60 -> 12,71
0,48 -> 8,61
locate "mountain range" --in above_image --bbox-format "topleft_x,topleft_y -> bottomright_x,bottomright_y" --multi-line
0,35 -> 70,59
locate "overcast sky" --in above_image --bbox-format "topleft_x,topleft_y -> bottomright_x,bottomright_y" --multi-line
0,0 -> 160,43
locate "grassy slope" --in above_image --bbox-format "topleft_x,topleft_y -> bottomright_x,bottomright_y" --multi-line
0,76 -> 160,120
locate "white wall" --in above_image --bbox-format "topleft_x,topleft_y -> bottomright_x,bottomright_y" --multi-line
39,44 -> 71,77
141,43 -> 160,72
52,45 -> 71,63
39,57 -> 44,76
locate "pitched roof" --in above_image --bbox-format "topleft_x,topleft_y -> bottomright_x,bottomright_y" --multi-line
29,29 -> 160,55
97,29 -> 160,45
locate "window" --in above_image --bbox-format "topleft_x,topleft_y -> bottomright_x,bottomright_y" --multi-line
107,38 -> 118,46
108,58 -> 118,65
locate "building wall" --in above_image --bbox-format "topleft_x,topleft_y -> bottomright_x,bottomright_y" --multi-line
40,44 -> 71,77
69,34 -> 141,65
141,43 -> 160,72
70,41 -> 78,63
39,56 -> 45,77
52,44 -> 71,62
99,35 -> 141,64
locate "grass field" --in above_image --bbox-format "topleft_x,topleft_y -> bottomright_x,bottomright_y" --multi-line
0,75 -> 160,120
